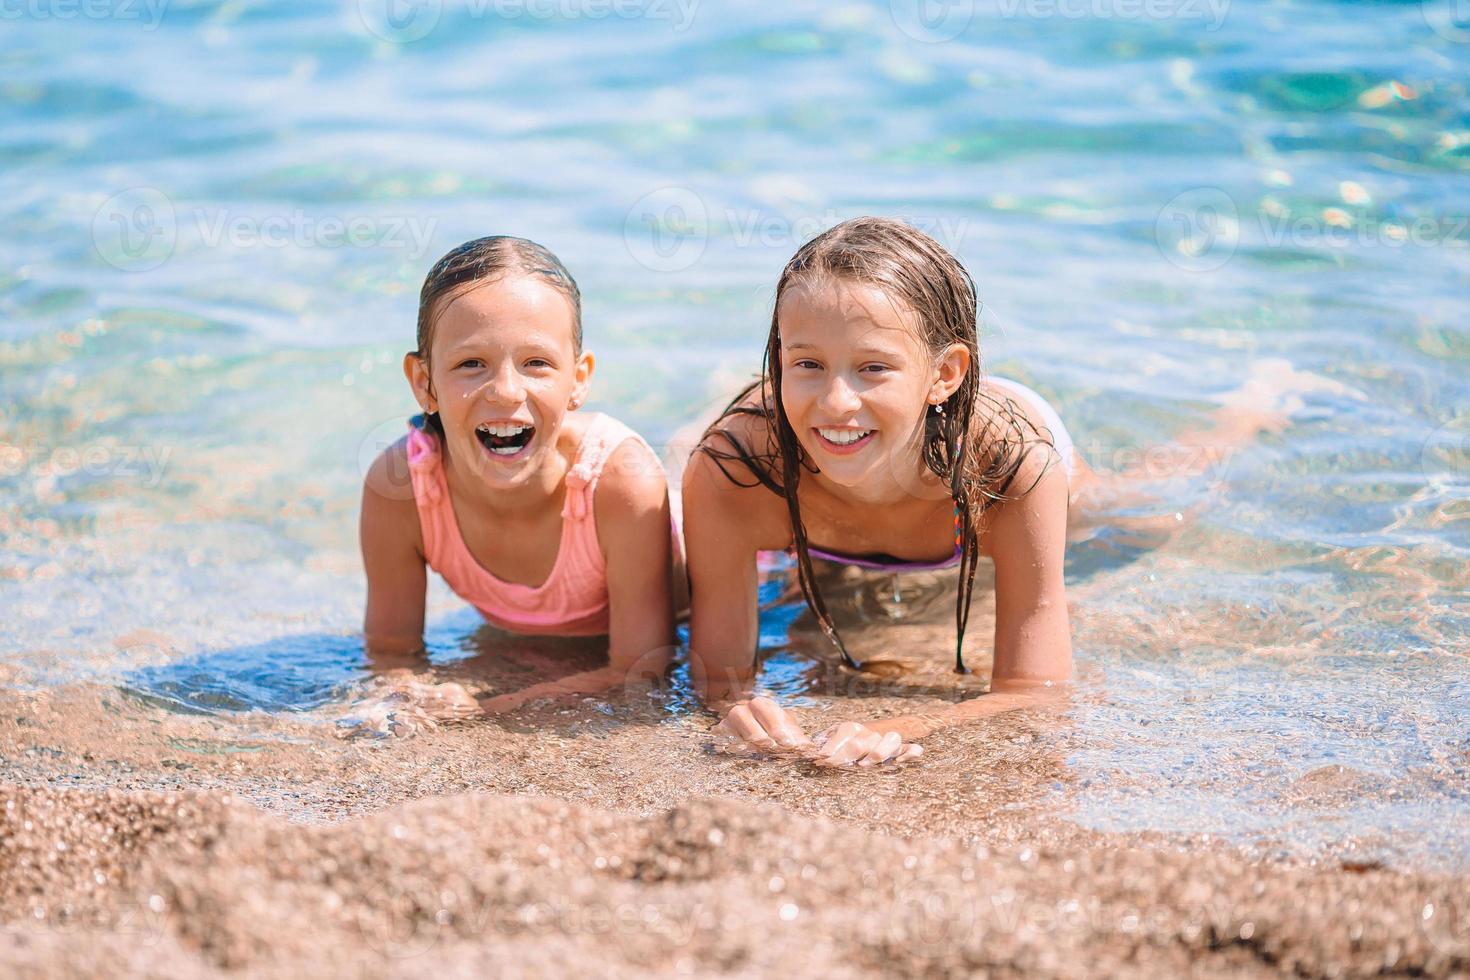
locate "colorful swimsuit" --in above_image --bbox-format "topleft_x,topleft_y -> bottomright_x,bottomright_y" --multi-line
802,377 -> 1076,572
406,412 -> 666,636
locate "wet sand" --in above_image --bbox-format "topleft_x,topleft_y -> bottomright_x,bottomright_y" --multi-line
2,649 -> 1467,979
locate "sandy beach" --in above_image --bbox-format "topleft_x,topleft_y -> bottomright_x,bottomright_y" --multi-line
2,637 -> 1466,978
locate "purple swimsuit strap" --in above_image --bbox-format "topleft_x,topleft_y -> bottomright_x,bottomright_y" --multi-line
800,504 -> 964,572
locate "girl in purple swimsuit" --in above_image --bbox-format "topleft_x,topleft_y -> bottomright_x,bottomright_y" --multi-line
682,216 -> 1331,766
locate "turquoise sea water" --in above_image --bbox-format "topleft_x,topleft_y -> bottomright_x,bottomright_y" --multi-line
1,1 -> 1467,865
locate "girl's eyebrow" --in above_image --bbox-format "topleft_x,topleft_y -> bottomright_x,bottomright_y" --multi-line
445,336 -> 563,357
785,341 -> 902,358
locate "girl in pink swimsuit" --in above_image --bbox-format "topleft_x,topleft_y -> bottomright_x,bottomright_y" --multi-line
360,236 -> 679,711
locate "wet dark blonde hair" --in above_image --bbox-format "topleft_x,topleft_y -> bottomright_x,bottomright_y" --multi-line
413,236 -> 582,436
698,217 -> 1056,674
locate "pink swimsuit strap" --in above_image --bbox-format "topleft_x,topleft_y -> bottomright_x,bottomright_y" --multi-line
404,412 -> 645,636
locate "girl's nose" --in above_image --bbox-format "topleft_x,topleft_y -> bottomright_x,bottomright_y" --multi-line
817,374 -> 862,416
479,363 -> 525,404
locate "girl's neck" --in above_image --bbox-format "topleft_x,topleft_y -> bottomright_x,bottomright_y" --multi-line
807,454 -> 951,511
442,435 -> 572,521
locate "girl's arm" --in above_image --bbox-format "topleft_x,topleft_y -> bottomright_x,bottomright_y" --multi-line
360,439 -> 430,671
682,447 -> 772,707
866,445 -> 1074,741
481,438 -> 676,713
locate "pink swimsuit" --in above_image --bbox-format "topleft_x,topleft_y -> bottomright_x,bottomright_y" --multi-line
405,412 -> 660,636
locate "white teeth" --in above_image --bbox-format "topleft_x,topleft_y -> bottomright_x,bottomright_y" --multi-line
487,445 -> 522,456
817,428 -> 872,446
478,422 -> 531,437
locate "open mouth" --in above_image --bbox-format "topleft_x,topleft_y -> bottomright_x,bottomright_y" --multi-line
474,421 -> 536,458
813,427 -> 875,455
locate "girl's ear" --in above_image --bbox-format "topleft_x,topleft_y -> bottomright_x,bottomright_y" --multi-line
569,349 -> 595,410
403,352 -> 437,415
930,343 -> 972,404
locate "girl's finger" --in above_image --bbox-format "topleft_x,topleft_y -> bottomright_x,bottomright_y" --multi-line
893,744 -> 923,763
817,727 -> 878,767
749,698 -> 810,748
813,722 -> 861,760
859,731 -> 904,766
714,702 -> 755,736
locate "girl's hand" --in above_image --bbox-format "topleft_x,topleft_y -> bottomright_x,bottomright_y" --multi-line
811,721 -> 922,767
712,696 -> 814,753
478,691 -> 528,715
337,673 -> 482,739
711,697 -> 922,765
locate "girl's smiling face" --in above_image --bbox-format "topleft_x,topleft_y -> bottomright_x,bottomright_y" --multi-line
405,273 -> 592,491
778,278 -> 968,498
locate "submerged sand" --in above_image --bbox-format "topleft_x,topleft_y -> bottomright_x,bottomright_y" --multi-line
1,657 -> 1467,979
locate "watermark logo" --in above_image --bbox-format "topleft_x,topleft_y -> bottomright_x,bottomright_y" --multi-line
356,882 -> 705,958
0,438 -> 173,489
890,0 -> 975,41
1418,895 -> 1470,958
1422,0 -> 1470,42
622,192 -> 972,273
92,187 -> 177,272
92,187 -> 439,271
1156,186 -> 1470,273
1155,187 -> 1239,272
359,417 -> 416,502
995,0 -> 1229,29
1421,417 -> 1470,486
624,187 -> 709,273
0,0 -> 169,28
358,0 -> 699,43
357,0 -> 442,42
886,872 -> 982,953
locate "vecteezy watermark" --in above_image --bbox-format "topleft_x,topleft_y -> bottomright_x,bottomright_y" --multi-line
92,188 -> 438,271
726,209 -> 971,254
995,0 -> 1229,29
890,0 -> 976,41
357,0 -> 442,42
17,896 -> 172,945
356,0 -> 699,43
356,883 -> 707,958
359,417 -> 417,503
1155,187 -> 1470,272
883,870 -> 1267,955
1421,417 -> 1470,486
623,187 -> 710,273
1418,895 -> 1470,958
1422,0 -> 1470,42
0,0 -> 168,28
623,189 -> 972,273
92,187 -> 177,273
0,439 -> 172,489
1155,187 -> 1241,272
890,0 -> 1228,40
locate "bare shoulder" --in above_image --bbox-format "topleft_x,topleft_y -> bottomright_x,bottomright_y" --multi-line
361,436 -> 423,550
594,434 -> 669,518
682,418 -> 792,552
972,388 -> 1068,501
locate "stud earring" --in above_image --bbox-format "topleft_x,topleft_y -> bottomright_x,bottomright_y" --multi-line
932,401 -> 945,416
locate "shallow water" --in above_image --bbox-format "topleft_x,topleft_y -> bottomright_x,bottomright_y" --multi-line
2,0 -> 1468,917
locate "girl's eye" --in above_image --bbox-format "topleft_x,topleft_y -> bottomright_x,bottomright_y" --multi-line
525,358 -> 552,369
457,358 -> 483,369
793,359 -> 821,370
861,363 -> 890,374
